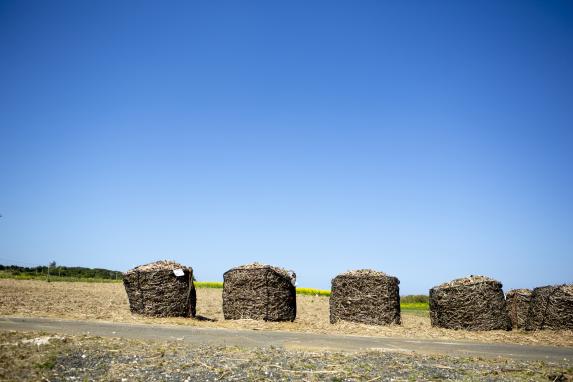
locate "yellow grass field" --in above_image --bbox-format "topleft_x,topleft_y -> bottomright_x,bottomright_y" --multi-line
1,279 -> 571,347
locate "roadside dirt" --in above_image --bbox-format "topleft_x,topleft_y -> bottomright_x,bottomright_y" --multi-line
1,279 -> 572,347
1,331 -> 571,381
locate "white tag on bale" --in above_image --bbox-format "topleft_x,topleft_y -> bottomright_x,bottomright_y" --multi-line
173,269 -> 184,277
288,271 -> 296,286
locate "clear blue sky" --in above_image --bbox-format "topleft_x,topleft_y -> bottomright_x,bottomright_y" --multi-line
1,1 -> 572,294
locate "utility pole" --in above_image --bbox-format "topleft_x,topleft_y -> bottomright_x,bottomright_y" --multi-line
47,261 -> 56,282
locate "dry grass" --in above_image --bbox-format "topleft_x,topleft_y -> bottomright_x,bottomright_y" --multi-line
3,331 -> 571,381
1,279 -> 572,347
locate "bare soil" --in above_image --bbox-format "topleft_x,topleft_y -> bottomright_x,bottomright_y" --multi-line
1,279 -> 572,347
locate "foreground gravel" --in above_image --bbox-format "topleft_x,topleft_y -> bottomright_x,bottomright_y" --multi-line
1,331 -> 572,381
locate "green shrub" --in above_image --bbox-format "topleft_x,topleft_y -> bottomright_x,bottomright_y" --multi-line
400,295 -> 429,304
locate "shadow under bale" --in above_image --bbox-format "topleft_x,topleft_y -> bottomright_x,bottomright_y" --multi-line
123,260 -> 196,317
223,263 -> 296,322
526,284 -> 573,330
429,275 -> 511,331
330,269 -> 401,326
506,289 -> 532,330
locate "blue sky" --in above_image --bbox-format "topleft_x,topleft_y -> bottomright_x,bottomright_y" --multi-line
1,1 -> 572,293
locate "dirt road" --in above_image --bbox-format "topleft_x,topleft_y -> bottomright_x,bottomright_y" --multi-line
1,316 -> 571,363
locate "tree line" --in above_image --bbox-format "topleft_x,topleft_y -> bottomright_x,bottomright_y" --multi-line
0,264 -> 123,280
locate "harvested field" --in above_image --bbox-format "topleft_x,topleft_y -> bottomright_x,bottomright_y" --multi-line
1,279 -> 572,347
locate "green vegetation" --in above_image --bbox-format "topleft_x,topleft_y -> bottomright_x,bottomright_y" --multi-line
296,287 -> 331,296
399,295 -> 429,304
400,295 -> 430,312
194,281 -> 224,289
401,302 -> 430,311
0,271 -> 122,283
36,356 -> 57,370
0,264 -> 122,282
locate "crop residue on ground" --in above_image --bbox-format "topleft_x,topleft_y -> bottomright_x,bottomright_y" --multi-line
1,331 -> 571,381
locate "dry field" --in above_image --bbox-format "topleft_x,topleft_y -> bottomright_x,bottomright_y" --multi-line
1,279 -> 572,347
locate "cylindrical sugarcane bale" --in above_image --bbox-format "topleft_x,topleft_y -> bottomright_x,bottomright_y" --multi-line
123,260 -> 196,317
330,269 -> 401,326
526,284 -> 573,330
223,263 -> 296,322
429,275 -> 511,331
506,288 -> 532,329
